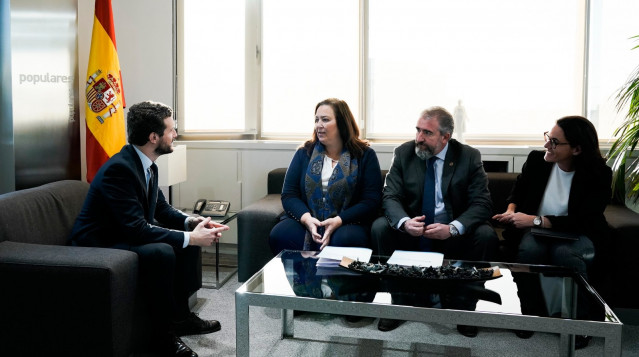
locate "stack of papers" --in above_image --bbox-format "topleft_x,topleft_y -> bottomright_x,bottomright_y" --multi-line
386,250 -> 444,267
316,246 -> 373,267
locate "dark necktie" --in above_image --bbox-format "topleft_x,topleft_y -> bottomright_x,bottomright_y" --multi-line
146,166 -> 153,195
420,156 -> 437,251
147,163 -> 158,221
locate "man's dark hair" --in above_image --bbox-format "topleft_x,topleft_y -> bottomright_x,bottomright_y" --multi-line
127,101 -> 173,146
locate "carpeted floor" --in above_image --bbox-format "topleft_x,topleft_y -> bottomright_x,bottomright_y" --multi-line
182,272 -> 639,357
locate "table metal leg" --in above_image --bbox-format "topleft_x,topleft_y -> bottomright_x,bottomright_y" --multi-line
202,241 -> 238,289
559,277 -> 577,357
282,309 -> 294,338
236,294 -> 250,357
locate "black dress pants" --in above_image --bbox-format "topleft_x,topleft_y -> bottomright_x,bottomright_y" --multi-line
371,216 -> 499,261
112,243 -> 200,339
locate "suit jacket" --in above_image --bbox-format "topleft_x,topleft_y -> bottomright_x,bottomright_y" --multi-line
69,144 -> 188,249
282,146 -> 383,225
382,139 -> 492,233
506,150 -> 612,246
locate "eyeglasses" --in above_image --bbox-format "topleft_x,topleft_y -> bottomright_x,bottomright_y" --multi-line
543,132 -> 570,149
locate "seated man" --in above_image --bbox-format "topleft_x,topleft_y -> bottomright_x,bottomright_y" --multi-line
371,106 -> 499,335
70,101 -> 228,357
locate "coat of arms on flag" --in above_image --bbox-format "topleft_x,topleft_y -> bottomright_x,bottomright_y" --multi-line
86,69 -> 122,124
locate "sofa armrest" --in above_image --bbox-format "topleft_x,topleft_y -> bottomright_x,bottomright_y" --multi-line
603,204 -> 639,309
0,241 -> 138,357
237,194 -> 284,281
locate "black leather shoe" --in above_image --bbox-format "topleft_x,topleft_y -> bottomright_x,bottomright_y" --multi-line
456,325 -> 478,338
173,312 -> 221,336
171,335 -> 198,357
378,318 -> 404,332
513,329 -> 534,339
575,335 -> 592,350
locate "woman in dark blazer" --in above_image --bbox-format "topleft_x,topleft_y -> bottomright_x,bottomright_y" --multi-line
269,98 -> 382,254
493,116 -> 611,275
493,116 -> 611,347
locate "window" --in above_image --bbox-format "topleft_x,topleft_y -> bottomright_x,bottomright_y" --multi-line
261,0 -> 359,138
178,0 -> 639,142
179,0 -> 245,133
367,0 -> 583,140
586,0 -> 639,139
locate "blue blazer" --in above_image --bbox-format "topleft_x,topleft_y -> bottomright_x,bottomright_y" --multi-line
281,146 -> 383,225
69,144 -> 188,249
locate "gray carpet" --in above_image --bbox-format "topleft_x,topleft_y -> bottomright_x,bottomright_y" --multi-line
183,272 -> 639,356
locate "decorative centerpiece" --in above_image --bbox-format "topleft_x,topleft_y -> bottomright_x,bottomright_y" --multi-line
339,257 -> 501,281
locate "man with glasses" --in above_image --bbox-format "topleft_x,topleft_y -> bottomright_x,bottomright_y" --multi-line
70,101 -> 229,357
371,106 -> 499,335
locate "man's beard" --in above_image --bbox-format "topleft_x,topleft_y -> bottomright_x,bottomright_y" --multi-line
155,140 -> 174,156
415,142 -> 434,161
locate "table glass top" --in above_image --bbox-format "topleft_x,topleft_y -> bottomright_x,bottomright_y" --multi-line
239,250 -> 620,324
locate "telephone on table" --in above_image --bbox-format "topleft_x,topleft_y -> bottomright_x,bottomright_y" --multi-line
193,199 -> 230,217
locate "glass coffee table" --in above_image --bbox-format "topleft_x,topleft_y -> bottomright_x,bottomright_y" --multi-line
235,251 -> 622,356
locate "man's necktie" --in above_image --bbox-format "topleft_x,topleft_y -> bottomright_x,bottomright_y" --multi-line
147,163 -> 158,221
146,166 -> 153,195
420,156 -> 437,251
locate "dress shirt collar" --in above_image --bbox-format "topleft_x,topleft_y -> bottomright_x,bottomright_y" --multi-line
132,145 -> 154,172
434,142 -> 448,162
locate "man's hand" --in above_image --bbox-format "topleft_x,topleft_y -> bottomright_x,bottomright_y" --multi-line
318,216 -> 342,250
187,216 -> 204,231
188,217 -> 229,247
423,223 -> 451,240
402,215 -> 426,237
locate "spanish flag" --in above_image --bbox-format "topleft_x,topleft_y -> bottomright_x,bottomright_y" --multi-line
85,0 -> 126,182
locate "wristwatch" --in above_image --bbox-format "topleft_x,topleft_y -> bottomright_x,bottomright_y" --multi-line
533,216 -> 542,227
449,224 -> 460,237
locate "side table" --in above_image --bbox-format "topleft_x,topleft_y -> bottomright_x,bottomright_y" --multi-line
203,211 -> 238,289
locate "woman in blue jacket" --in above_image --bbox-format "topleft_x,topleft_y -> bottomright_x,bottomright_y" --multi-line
269,98 -> 383,254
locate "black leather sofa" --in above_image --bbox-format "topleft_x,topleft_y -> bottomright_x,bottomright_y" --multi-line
0,180 -> 202,357
238,168 -> 639,310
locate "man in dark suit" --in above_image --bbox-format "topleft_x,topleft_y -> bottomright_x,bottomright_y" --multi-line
70,101 -> 228,357
371,106 -> 498,335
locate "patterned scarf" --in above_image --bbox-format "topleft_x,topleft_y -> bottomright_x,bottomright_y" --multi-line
303,143 -> 358,249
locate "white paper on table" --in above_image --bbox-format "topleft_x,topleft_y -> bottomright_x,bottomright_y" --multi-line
316,246 -> 372,266
386,250 -> 444,267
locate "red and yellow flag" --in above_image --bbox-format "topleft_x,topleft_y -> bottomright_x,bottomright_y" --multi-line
85,0 -> 126,182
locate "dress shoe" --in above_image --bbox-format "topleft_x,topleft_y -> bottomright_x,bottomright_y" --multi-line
456,325 -> 478,338
171,335 -> 198,357
172,312 -> 221,336
513,329 -> 534,339
575,335 -> 592,350
378,318 -> 404,332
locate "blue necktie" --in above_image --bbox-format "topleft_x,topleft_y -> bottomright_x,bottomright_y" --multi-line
420,156 -> 437,251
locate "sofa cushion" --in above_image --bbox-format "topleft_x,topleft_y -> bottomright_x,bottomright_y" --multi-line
0,180 -> 89,246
